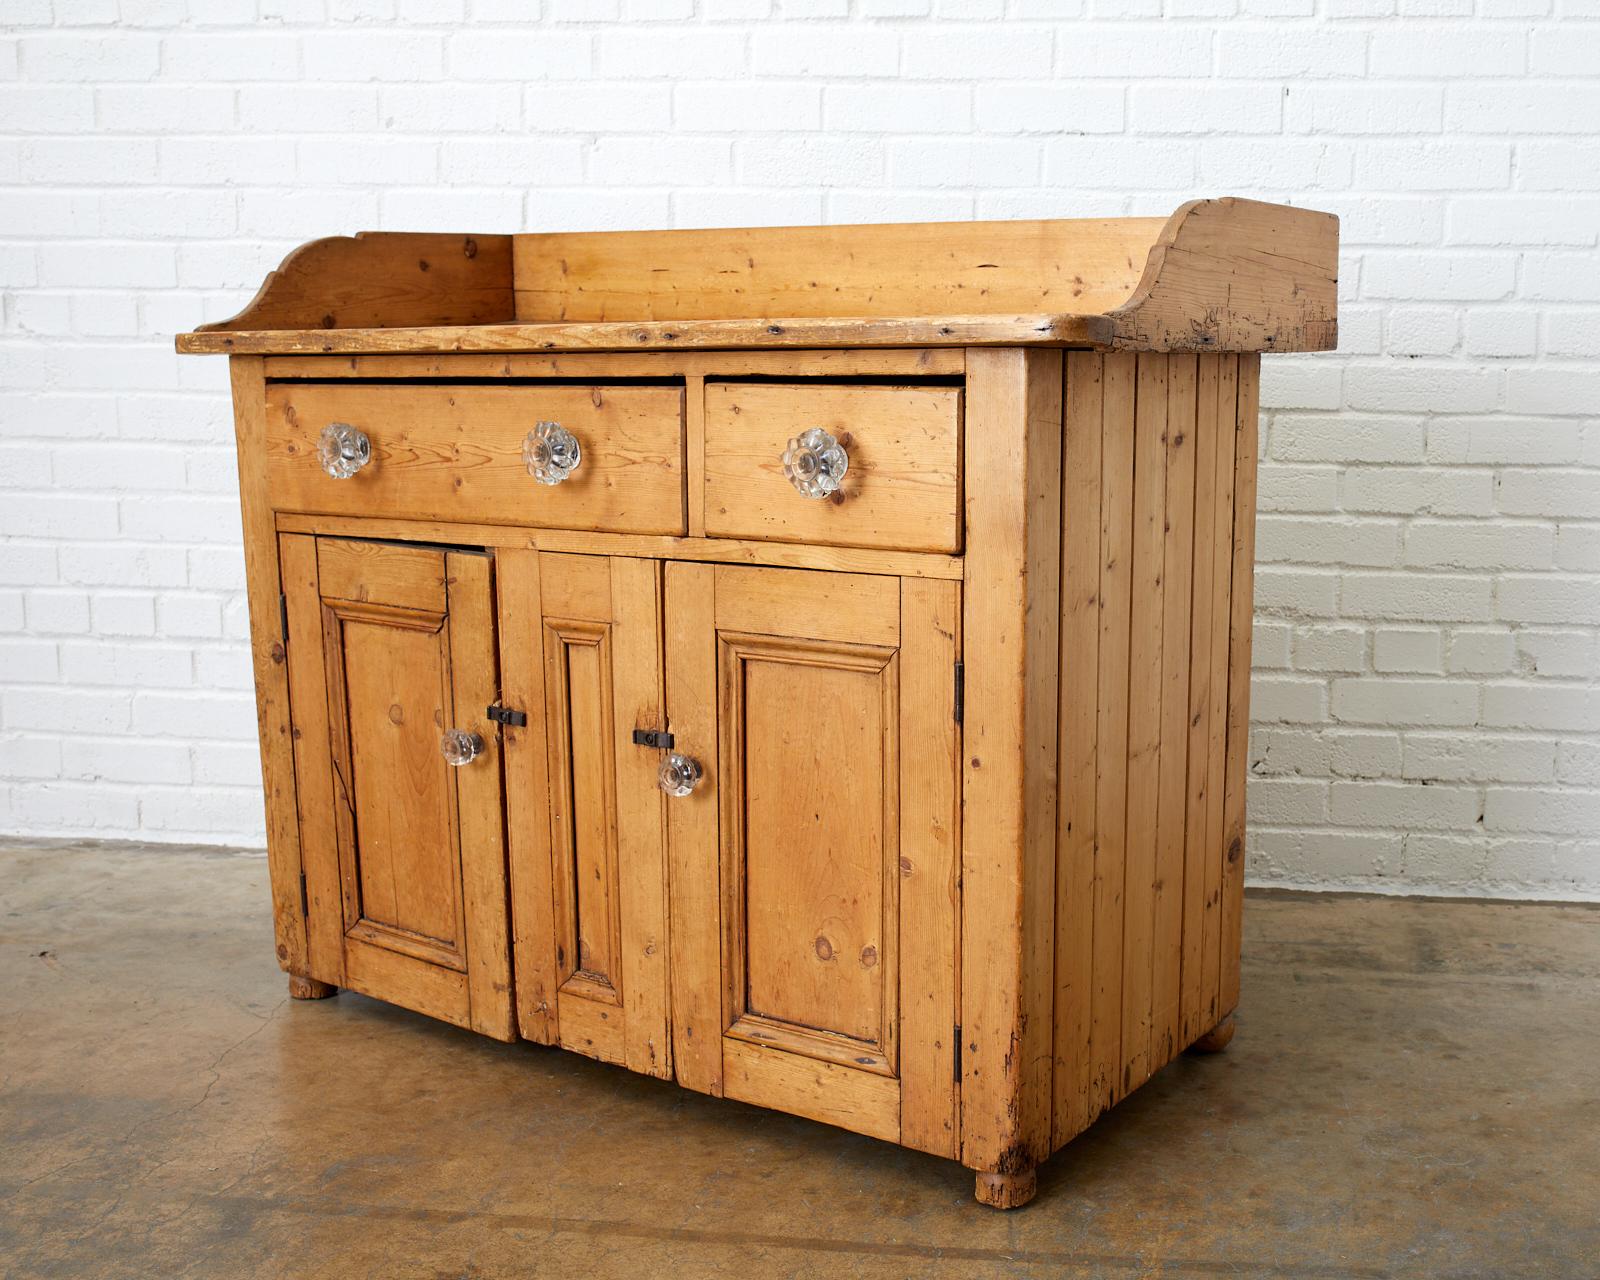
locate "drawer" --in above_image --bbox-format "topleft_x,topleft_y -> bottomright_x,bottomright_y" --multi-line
703,383 -> 962,554
264,383 -> 685,535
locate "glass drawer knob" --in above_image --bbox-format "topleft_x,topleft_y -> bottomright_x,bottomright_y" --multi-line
318,422 -> 371,479
523,420 -> 582,485
781,427 -> 848,499
440,729 -> 484,767
658,752 -> 703,797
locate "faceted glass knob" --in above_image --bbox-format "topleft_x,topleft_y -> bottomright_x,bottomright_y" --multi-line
781,427 -> 848,499
523,420 -> 582,485
317,422 -> 371,479
440,729 -> 484,767
658,752 -> 703,797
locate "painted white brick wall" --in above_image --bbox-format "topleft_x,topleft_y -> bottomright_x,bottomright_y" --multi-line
1,2 -> 1596,899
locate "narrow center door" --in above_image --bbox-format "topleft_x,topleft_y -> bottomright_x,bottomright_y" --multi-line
664,563 -> 962,1158
498,551 -> 674,1079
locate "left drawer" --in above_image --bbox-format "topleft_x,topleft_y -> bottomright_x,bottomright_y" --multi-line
264,382 -> 686,535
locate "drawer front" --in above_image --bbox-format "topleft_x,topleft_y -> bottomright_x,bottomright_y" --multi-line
703,383 -> 962,554
265,383 -> 686,535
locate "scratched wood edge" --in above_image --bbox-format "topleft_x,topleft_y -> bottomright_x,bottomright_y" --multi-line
959,347 -> 1062,1177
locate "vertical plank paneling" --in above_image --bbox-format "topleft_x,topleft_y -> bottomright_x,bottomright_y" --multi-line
1151,356 -> 1196,1067
1220,354 -> 1261,1016
960,347 -> 1062,1177
1090,352 -> 1135,1120
1119,354 -> 1167,1098
498,548 -> 560,1044
230,357 -> 311,982
1180,358 -> 1220,1047
900,576 -> 962,1159
1053,351 -> 1103,1147
663,560 -> 724,1096
1201,356 -> 1240,1028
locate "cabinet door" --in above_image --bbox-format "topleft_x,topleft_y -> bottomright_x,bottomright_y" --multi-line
280,535 -> 513,1040
665,563 -> 962,1157
498,551 -> 673,1078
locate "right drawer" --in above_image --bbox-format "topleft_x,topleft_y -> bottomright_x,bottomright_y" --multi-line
703,382 -> 963,554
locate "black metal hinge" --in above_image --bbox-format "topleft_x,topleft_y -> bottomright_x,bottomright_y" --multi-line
953,661 -> 964,726
487,704 -> 527,727
953,1025 -> 963,1082
279,592 -> 289,646
298,869 -> 309,917
632,728 -> 675,750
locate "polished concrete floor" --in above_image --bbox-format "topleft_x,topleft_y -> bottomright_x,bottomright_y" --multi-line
1,839 -> 1596,1279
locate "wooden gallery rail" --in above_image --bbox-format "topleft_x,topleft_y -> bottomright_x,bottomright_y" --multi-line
180,196 -> 1338,1209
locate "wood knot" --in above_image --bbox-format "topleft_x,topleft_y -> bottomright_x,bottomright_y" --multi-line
463,237 -> 478,258
814,935 -> 834,962
860,945 -> 878,969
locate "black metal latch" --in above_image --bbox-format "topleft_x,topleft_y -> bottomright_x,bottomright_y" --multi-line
486,704 -> 527,727
632,728 -> 674,750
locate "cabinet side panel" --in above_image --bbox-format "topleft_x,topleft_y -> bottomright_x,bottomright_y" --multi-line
959,348 -> 1062,1176
1220,355 -> 1260,1015
1053,352 -> 1103,1149
230,356 -> 309,979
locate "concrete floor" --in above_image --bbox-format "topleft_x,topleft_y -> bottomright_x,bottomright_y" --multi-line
1,841 -> 1596,1280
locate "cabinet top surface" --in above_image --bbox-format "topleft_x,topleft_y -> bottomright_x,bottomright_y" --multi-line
179,197 -> 1337,359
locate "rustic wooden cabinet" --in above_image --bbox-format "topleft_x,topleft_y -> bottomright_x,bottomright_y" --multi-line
182,197 -> 1337,1208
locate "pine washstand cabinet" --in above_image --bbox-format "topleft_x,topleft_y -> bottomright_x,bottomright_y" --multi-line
179,197 -> 1338,1209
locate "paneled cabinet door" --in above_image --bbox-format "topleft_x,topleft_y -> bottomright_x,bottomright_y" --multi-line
279,535 -> 514,1041
497,551 -> 674,1079
665,564 -> 962,1158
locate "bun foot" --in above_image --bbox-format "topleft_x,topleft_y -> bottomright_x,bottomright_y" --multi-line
288,974 -> 338,1000
1190,1013 -> 1235,1054
974,1168 -> 1037,1209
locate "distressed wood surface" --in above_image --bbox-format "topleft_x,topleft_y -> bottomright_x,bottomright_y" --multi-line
959,348 -> 1062,1180
181,200 -> 1337,356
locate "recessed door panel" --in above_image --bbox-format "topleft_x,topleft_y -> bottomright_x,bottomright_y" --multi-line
340,614 -> 459,948
728,635 -> 896,1058
281,534 -> 513,1041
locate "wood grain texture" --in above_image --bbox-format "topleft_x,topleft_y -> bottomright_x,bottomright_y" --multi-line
722,1039 -> 900,1145
228,358 -> 310,981
662,561 -> 723,1097
497,548 -> 560,1044
898,577 -> 962,1159
959,348 -> 1062,1177
447,551 -> 516,1042
265,383 -> 686,535
196,233 -> 513,334
261,348 -> 966,380
182,201 -> 1337,357
1220,355 -> 1260,1017
704,382 -> 962,554
1050,353 -> 1257,1152
275,512 -> 965,581
1108,199 -> 1338,354
514,216 -> 1163,322
1052,351 -> 1103,1148
182,313 -> 1107,356
1090,352 -> 1135,1118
